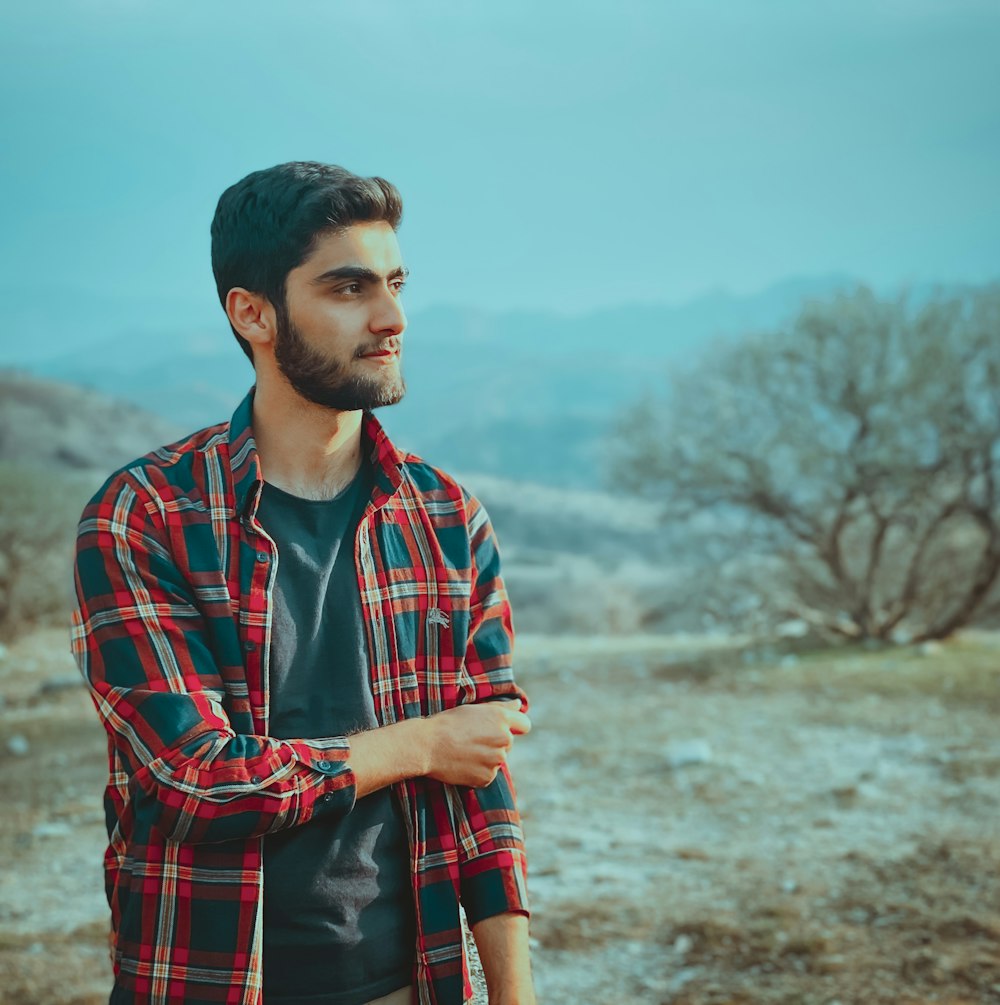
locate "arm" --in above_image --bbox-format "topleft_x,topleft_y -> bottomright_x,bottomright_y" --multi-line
72,472 -> 359,843
472,913 -> 536,1005
454,492 -> 532,927
73,473 -> 525,845
352,702 -> 529,798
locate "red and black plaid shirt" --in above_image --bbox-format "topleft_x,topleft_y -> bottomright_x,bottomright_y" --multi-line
71,389 -> 529,1004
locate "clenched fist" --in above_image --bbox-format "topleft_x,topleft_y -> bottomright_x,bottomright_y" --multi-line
423,700 -> 531,788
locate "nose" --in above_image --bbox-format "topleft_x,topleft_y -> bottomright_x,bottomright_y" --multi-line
370,286 -> 406,337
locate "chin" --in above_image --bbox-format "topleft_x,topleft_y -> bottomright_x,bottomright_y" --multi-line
369,379 -> 407,409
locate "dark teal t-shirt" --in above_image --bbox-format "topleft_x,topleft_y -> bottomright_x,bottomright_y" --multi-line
258,460 -> 415,1005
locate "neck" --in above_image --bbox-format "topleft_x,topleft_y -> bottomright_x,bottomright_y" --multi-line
250,380 -> 364,501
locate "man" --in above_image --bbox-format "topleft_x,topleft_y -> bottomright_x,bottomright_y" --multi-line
71,162 -> 534,1005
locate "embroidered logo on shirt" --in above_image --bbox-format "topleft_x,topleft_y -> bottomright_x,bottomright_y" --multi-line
427,607 -> 450,629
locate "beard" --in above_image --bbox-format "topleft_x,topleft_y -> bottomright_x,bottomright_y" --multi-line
272,301 -> 406,412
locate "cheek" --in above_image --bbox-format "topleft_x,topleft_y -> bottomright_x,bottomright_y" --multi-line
295,301 -> 360,344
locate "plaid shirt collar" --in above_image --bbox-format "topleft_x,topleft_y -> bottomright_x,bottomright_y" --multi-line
227,386 -> 407,520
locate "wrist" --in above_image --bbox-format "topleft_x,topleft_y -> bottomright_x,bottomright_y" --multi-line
406,715 -> 436,777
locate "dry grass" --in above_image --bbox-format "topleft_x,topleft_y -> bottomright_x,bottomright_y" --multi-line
743,634 -> 1000,712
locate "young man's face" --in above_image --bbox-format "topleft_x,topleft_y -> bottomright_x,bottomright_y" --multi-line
274,220 -> 408,411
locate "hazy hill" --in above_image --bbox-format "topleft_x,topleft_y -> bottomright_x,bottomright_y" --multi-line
0,370 -> 183,480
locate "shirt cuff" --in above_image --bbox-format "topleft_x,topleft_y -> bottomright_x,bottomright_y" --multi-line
286,737 -> 357,820
460,849 -> 530,927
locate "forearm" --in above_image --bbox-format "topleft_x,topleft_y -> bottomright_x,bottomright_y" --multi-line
138,717 -> 435,841
471,912 -> 536,1005
349,717 -> 430,798
127,718 -> 427,844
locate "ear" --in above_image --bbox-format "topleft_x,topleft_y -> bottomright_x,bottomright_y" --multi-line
225,288 -> 276,352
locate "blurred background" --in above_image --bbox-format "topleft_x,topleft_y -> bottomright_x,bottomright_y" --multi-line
1,2 -> 999,1002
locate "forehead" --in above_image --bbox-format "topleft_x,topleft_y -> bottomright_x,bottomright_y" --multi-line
296,221 -> 402,275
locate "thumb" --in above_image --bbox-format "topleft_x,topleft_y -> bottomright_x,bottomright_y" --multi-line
502,702 -> 532,735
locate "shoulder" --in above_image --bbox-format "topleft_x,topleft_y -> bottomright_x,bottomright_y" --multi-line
396,452 -> 495,541
397,451 -> 479,509
84,419 -> 231,517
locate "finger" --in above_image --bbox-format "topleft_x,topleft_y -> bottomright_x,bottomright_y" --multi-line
505,710 -> 532,735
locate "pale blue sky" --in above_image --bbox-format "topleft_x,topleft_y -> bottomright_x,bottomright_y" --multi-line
1,0 -> 998,351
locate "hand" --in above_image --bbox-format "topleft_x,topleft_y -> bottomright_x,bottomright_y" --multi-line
423,700 -> 531,787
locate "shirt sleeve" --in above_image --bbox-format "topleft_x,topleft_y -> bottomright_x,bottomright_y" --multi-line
71,470 -> 357,846
454,490 -> 531,926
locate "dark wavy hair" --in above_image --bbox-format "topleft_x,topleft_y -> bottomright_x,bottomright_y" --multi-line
210,161 -> 403,363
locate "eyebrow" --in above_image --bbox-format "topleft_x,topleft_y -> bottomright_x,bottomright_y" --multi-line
310,265 -> 409,286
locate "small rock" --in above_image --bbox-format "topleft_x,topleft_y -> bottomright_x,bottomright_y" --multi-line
663,739 -> 713,769
672,934 -> 694,956
6,734 -> 29,757
781,877 -> 799,893
917,641 -> 942,657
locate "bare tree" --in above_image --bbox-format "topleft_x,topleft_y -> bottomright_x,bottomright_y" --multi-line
613,285 -> 1000,642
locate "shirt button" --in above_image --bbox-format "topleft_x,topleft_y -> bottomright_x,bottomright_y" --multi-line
317,760 -> 332,771
320,793 -> 334,803
251,775 -> 262,785
256,551 -> 268,563
244,640 -> 257,653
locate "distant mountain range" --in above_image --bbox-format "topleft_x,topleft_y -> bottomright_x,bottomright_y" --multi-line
3,273 -> 976,486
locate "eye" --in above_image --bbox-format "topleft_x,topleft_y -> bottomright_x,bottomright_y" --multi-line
391,279 -> 407,295
338,282 -> 362,295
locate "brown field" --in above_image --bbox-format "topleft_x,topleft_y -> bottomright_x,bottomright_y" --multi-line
1,629 -> 999,1004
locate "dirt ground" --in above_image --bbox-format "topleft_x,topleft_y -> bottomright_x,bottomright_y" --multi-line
1,628 -> 998,1005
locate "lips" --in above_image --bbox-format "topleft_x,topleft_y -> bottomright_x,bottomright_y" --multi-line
361,341 -> 401,359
